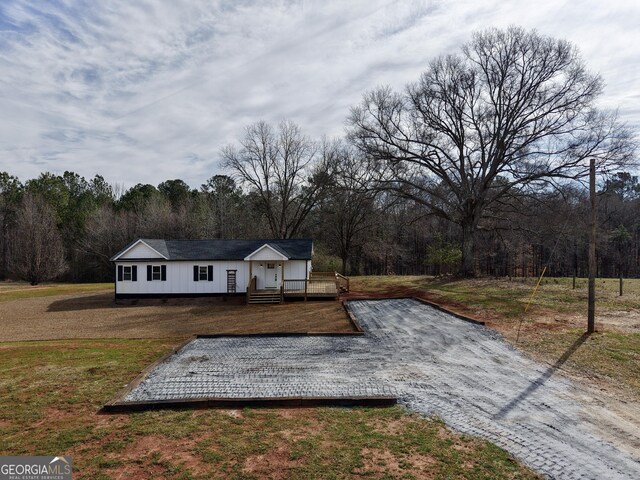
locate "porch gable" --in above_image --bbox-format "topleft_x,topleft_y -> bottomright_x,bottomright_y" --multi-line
243,243 -> 289,262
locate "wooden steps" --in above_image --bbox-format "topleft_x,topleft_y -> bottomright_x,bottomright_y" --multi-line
248,290 -> 282,304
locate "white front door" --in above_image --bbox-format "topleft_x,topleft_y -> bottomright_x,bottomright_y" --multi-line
265,263 -> 279,289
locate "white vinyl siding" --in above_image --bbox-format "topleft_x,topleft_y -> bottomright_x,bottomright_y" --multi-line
245,245 -> 287,261
115,260 -> 308,295
283,260 -> 307,280
118,241 -> 165,260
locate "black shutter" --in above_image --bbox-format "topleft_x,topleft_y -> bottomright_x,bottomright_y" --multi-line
147,265 -> 152,281
132,265 -> 137,282
207,265 -> 213,282
161,265 -> 166,281
117,265 -> 123,281
193,265 -> 199,281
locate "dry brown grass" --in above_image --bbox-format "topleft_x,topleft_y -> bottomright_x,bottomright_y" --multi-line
0,281 -> 112,301
0,289 -> 354,342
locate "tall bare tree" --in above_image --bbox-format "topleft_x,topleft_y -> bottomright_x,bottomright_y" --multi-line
348,27 -> 634,276
222,120 -> 338,239
0,172 -> 23,279
77,205 -> 137,279
324,147 -> 378,274
8,193 -> 67,284
201,175 -> 246,239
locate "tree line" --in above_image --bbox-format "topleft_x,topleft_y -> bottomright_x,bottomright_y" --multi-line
1,27 -> 637,284
1,165 -> 638,284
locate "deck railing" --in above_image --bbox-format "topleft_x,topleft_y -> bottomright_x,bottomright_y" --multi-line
309,271 -> 350,293
309,271 -> 337,278
246,275 -> 257,302
335,272 -> 350,292
283,278 -> 338,299
247,272 -> 348,302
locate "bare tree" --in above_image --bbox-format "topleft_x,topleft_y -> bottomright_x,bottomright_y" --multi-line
8,193 -> 67,284
324,147 -> 378,274
222,120 -> 338,238
0,172 -> 23,279
77,205 -> 138,279
201,175 -> 245,238
348,27 -> 634,276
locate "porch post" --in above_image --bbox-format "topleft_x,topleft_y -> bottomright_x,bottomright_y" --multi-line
281,262 -> 285,301
248,261 -> 252,291
282,262 -> 285,286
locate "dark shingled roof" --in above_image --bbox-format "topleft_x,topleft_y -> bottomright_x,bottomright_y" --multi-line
112,238 -> 313,261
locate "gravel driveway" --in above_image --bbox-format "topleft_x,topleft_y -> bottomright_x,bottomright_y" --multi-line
125,298 -> 640,479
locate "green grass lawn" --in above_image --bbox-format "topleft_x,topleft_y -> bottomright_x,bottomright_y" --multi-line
0,282 -> 112,302
0,339 -> 539,479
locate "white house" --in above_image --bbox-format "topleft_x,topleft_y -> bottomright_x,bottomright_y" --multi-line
110,238 -> 315,301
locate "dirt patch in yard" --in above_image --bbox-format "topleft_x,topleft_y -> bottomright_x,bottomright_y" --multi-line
98,435 -> 208,479
242,445 -> 304,479
0,290 -> 355,342
355,448 -> 418,478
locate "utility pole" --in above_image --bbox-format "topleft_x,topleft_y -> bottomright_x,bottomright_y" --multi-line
588,158 -> 596,333
573,240 -> 578,290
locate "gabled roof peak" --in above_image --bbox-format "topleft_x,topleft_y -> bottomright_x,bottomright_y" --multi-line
243,243 -> 290,261
110,239 -> 169,261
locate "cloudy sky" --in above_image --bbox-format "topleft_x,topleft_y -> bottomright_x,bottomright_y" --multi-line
1,0 -> 638,188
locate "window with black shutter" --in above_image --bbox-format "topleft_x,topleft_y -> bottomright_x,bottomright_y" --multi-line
147,265 -> 166,281
199,266 -> 208,281
117,265 -> 139,282
193,265 -> 212,281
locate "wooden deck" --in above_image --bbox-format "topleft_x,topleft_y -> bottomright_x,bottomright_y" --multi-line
247,273 -> 349,304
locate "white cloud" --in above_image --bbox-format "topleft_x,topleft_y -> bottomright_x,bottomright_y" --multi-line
0,0 -> 638,187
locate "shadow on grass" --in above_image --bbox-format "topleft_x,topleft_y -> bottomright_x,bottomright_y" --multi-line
494,332 -> 591,420
47,293 -> 244,312
47,293 -> 115,311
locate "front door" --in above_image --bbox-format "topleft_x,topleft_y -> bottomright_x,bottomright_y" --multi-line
265,263 -> 278,289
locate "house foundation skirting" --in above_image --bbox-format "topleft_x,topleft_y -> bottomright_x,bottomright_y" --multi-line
114,292 -> 246,300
